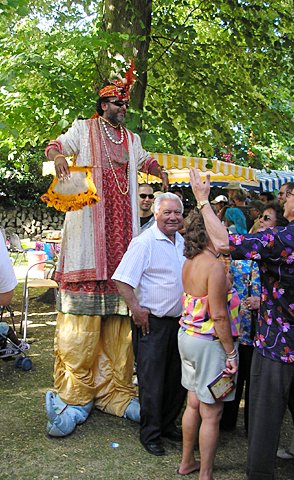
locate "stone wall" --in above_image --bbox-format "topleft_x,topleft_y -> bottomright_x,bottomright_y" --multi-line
0,206 -> 65,239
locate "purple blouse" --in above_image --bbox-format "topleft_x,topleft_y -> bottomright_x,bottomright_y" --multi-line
229,222 -> 294,364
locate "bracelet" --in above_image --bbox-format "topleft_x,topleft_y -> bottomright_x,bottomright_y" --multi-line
54,154 -> 66,162
226,348 -> 236,357
227,354 -> 238,361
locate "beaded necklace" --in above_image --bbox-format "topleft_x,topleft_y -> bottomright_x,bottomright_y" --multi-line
101,117 -> 124,145
98,117 -> 130,195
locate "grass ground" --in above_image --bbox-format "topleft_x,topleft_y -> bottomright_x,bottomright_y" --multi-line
1,282 -> 293,480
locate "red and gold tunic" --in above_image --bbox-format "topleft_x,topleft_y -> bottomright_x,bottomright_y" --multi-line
46,118 -> 158,316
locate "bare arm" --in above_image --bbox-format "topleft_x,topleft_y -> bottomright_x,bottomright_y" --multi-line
47,148 -> 70,179
208,264 -> 238,375
190,168 -> 230,253
0,233 -> 17,305
0,290 -> 14,306
114,280 -> 150,335
149,164 -> 169,192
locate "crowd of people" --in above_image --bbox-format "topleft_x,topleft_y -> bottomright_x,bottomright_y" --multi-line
1,72 -> 293,480
45,157 -> 293,479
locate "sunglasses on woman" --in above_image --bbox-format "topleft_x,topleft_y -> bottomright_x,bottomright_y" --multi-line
260,214 -> 272,221
139,193 -> 154,200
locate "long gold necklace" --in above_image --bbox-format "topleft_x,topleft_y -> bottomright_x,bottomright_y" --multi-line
98,117 -> 130,195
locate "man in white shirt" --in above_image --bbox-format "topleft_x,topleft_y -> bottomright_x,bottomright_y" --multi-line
112,193 -> 186,456
0,232 -> 17,306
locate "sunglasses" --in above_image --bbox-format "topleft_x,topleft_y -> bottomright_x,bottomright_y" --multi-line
260,214 -> 272,221
107,100 -> 129,108
139,193 -> 154,200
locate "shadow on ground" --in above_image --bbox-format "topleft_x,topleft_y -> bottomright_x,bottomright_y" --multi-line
1,285 -> 293,479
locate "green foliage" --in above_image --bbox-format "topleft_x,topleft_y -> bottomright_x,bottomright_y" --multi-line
0,0 -> 293,206
0,0 -> 29,16
146,0 -> 293,166
0,147 -> 52,207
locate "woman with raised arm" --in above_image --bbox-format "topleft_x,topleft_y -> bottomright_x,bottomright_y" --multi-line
189,169 -> 294,480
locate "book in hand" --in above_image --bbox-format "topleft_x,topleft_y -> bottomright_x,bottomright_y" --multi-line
207,371 -> 236,401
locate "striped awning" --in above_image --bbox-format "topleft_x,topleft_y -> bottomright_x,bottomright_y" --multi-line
139,154 -> 258,188
152,153 -> 257,181
139,169 -> 259,189
258,170 -> 294,192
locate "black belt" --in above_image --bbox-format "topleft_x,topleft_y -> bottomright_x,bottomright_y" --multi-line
149,313 -> 181,321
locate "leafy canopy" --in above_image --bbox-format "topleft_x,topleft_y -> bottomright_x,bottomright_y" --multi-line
0,0 -> 293,205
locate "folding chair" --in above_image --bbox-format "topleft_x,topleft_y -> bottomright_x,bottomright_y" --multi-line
19,260 -> 59,336
8,232 -> 34,265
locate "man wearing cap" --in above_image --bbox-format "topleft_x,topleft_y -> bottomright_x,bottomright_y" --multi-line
211,194 -> 228,214
44,65 -> 169,437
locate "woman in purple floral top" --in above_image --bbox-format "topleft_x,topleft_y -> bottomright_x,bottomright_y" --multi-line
221,201 -> 288,434
190,170 -> 294,480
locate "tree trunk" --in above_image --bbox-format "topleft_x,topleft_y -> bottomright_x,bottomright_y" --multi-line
102,0 -> 152,111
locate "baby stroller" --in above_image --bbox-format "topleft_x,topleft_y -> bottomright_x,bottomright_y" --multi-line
0,305 -> 32,371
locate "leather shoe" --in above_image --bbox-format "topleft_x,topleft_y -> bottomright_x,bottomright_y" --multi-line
140,439 -> 165,456
162,427 -> 182,442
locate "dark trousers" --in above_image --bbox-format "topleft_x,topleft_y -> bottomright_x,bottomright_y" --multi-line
221,343 -> 253,432
133,314 -> 187,444
288,376 -> 294,423
247,350 -> 294,480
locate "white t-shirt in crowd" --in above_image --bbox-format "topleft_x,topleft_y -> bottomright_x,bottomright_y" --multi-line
0,232 -> 17,294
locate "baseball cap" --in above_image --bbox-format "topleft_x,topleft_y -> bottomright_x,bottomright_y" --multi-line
211,195 -> 228,204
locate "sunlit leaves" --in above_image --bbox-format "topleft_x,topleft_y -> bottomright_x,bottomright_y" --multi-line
0,0 -> 293,190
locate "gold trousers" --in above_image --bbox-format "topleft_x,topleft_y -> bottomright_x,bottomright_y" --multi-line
54,313 -> 136,417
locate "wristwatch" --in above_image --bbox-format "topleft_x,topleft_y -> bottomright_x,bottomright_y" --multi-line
197,199 -> 209,210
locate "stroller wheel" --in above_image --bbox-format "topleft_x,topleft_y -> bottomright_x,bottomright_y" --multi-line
21,357 -> 33,371
15,356 -> 23,368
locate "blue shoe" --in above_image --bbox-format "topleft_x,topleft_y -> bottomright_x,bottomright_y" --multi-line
45,391 -> 58,423
45,391 -> 93,437
123,397 -> 140,423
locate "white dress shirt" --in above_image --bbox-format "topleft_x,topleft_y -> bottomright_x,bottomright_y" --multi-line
112,223 -> 185,317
